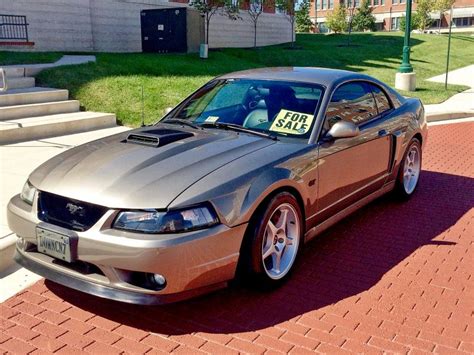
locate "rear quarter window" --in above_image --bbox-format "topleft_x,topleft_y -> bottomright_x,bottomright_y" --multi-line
369,83 -> 392,115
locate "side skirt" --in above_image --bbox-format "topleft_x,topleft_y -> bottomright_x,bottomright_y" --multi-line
304,181 -> 395,242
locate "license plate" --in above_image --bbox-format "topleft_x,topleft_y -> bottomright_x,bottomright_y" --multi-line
36,227 -> 73,262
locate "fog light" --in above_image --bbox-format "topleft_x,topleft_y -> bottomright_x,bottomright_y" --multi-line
150,273 -> 166,287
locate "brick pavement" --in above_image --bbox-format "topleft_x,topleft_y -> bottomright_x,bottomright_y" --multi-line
1,122 -> 473,354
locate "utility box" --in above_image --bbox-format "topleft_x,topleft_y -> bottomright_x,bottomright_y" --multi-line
140,8 -> 203,54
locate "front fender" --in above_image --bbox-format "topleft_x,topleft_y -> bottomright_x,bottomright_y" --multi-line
169,142 -> 315,227
169,165 -> 306,227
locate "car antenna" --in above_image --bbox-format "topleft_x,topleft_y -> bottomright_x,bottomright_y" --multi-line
141,85 -> 145,127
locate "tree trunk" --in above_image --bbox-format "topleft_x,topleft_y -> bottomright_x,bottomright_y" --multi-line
206,15 -> 210,45
254,20 -> 257,48
438,11 -> 442,32
291,19 -> 295,47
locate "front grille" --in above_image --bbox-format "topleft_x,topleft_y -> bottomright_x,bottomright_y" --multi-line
38,191 -> 108,232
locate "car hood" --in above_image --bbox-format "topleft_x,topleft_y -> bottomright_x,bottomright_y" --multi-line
29,124 -> 276,209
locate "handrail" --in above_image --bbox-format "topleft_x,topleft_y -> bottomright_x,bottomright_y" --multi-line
0,68 -> 7,92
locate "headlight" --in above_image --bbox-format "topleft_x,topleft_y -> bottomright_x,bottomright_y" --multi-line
20,181 -> 36,205
113,204 -> 219,234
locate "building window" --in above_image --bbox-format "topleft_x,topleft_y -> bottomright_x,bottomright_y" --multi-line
392,0 -> 398,4
454,17 -> 472,27
329,0 -> 334,8
431,19 -> 440,28
391,17 -> 400,30
400,0 -> 405,3
316,0 -> 321,9
380,0 -> 385,5
373,0 -> 379,5
322,0 -> 327,10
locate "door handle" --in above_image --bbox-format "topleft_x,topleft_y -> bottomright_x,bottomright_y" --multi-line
378,129 -> 388,137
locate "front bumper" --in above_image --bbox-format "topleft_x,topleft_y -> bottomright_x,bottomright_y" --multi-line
7,194 -> 247,304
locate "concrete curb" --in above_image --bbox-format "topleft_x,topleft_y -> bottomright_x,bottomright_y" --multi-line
426,111 -> 474,122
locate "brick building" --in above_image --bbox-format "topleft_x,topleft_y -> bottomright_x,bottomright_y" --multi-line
310,0 -> 474,32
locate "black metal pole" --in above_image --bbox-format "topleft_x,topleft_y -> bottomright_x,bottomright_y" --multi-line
445,6 -> 453,90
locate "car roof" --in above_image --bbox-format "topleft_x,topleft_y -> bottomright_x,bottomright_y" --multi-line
217,67 -> 376,87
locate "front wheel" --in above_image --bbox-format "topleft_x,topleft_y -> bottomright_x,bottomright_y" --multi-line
394,138 -> 422,199
240,192 -> 303,287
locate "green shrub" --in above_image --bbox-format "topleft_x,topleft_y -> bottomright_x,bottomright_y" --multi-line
327,5 -> 348,33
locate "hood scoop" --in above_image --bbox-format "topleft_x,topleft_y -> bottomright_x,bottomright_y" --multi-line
124,129 -> 194,148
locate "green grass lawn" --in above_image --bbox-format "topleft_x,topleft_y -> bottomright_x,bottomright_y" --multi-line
5,32 -> 473,127
0,51 -> 63,65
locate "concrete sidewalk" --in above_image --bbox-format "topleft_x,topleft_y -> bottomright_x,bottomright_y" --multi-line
2,55 -> 96,77
425,65 -> 474,121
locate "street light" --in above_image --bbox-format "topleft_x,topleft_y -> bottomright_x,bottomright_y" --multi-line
395,0 -> 416,91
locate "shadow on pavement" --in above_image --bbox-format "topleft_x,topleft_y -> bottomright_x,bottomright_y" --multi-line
46,169 -> 473,335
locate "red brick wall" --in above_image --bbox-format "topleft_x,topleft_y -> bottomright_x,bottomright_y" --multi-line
311,0 -> 474,21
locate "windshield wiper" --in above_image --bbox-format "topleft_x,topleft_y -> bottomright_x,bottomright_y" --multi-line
162,118 -> 201,130
201,122 -> 278,141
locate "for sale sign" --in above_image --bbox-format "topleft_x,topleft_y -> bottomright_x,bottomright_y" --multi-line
269,109 -> 315,135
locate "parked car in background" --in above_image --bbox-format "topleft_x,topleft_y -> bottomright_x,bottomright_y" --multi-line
8,67 -> 427,304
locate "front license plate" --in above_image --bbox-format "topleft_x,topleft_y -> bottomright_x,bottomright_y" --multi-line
36,227 -> 73,262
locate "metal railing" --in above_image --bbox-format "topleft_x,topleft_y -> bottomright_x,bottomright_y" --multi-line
0,14 -> 29,42
0,68 -> 7,92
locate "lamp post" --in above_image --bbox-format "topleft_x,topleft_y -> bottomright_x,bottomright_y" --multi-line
395,0 -> 416,91
399,0 -> 413,73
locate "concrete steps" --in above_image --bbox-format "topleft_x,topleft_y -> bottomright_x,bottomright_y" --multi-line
5,77 -> 35,90
3,67 -> 25,78
0,88 -> 69,107
0,112 -> 117,144
0,63 -> 117,145
0,100 -> 80,121
4,67 -> 25,78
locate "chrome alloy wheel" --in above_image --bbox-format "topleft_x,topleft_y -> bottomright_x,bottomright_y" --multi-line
261,203 -> 300,280
403,144 -> 421,194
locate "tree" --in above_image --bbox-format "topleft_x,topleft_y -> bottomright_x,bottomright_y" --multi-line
352,0 -> 376,31
248,0 -> 274,48
414,0 -> 434,31
434,0 -> 454,31
275,0 -> 296,45
190,0 -> 240,47
296,0 -> 313,33
326,4 -> 348,33
399,12 -> 422,31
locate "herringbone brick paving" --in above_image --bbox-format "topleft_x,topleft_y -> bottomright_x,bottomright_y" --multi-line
1,122 -> 473,354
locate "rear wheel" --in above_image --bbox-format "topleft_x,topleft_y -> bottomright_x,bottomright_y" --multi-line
394,138 -> 422,199
240,192 -> 303,287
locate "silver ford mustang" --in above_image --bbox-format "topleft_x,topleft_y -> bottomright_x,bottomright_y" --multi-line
8,67 -> 427,304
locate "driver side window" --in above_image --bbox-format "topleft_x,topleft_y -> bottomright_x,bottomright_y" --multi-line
324,82 -> 378,132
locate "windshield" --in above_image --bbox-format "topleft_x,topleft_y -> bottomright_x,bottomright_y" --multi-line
163,79 -> 324,139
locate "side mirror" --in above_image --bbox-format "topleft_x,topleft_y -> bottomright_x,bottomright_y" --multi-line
326,121 -> 359,140
164,107 -> 173,115
0,68 -> 7,92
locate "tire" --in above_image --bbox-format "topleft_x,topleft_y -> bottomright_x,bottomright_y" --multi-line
239,192 -> 303,288
394,138 -> 422,199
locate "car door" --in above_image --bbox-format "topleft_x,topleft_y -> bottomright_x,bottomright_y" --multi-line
315,81 -> 392,222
